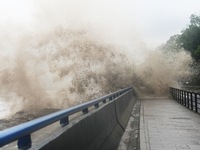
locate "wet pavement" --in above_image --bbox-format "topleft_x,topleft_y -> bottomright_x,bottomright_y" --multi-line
118,99 -> 140,150
140,98 -> 200,150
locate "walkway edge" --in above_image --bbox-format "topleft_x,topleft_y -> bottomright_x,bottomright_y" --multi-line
118,99 -> 140,150
139,99 -> 149,150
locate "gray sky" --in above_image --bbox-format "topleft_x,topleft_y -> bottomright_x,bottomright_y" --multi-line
132,0 -> 200,47
0,0 -> 200,48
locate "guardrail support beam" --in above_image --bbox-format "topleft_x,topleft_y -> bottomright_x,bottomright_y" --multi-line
187,92 -> 189,108
191,93 -> 193,110
60,116 -> 69,127
82,108 -> 89,114
195,93 -> 198,112
18,134 -> 31,150
94,103 -> 99,108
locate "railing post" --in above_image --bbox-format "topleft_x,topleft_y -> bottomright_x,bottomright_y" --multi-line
177,89 -> 179,102
17,134 -> 31,150
181,90 -> 183,105
102,99 -> 106,104
109,96 -> 113,101
170,88 -> 173,98
191,92 -> 193,111
187,91 -> 189,108
171,88 -> 174,98
82,108 -> 89,114
195,93 -> 198,112
184,91 -> 186,106
60,116 -> 69,127
94,103 -> 99,108
174,89 -> 176,100
183,91 -> 185,106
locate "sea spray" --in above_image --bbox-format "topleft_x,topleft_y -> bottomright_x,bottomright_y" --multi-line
0,0 -> 193,114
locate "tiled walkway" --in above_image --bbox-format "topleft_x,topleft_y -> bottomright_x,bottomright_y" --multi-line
140,98 -> 200,150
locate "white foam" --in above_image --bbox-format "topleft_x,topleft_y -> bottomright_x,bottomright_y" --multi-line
0,98 -> 11,119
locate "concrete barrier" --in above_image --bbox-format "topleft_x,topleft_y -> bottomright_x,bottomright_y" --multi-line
37,90 -> 135,150
115,89 -> 136,129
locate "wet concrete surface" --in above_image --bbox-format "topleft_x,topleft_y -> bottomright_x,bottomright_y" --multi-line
118,99 -> 140,150
140,98 -> 200,150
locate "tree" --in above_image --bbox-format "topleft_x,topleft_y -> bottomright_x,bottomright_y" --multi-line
159,14 -> 200,85
190,14 -> 200,27
160,34 -> 182,53
179,14 -> 200,61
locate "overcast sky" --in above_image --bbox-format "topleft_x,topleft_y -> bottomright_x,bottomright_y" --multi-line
0,0 -> 200,48
132,0 -> 200,47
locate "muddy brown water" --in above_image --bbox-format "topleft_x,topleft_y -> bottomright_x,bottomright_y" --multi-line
0,108 -> 59,131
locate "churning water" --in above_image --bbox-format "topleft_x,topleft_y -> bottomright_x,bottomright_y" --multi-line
0,0 -> 193,118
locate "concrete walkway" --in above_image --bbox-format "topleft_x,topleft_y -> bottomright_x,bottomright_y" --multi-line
140,98 -> 200,150
118,100 -> 140,150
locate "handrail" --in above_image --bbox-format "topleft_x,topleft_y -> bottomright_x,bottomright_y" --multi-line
0,87 -> 132,149
170,87 -> 200,114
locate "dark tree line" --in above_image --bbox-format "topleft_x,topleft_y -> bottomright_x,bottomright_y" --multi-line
160,14 -> 200,85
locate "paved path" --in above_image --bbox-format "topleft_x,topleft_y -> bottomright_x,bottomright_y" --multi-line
140,98 -> 200,150
118,99 -> 140,150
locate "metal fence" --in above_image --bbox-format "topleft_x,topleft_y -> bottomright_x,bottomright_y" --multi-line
170,87 -> 200,113
0,87 -> 133,150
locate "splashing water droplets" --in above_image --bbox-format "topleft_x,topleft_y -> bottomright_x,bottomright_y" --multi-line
0,1 -> 193,116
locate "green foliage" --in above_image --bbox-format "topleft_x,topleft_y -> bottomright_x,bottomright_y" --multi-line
160,14 -> 200,85
160,34 -> 182,53
162,14 -> 200,62
190,14 -> 200,27
180,26 -> 200,55
179,14 -> 200,61
193,46 -> 200,60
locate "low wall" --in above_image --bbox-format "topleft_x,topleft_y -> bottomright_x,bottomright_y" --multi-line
38,89 -> 136,150
115,90 -> 135,129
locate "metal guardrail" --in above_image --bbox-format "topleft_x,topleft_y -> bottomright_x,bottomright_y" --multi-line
0,87 -> 132,150
170,87 -> 200,113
